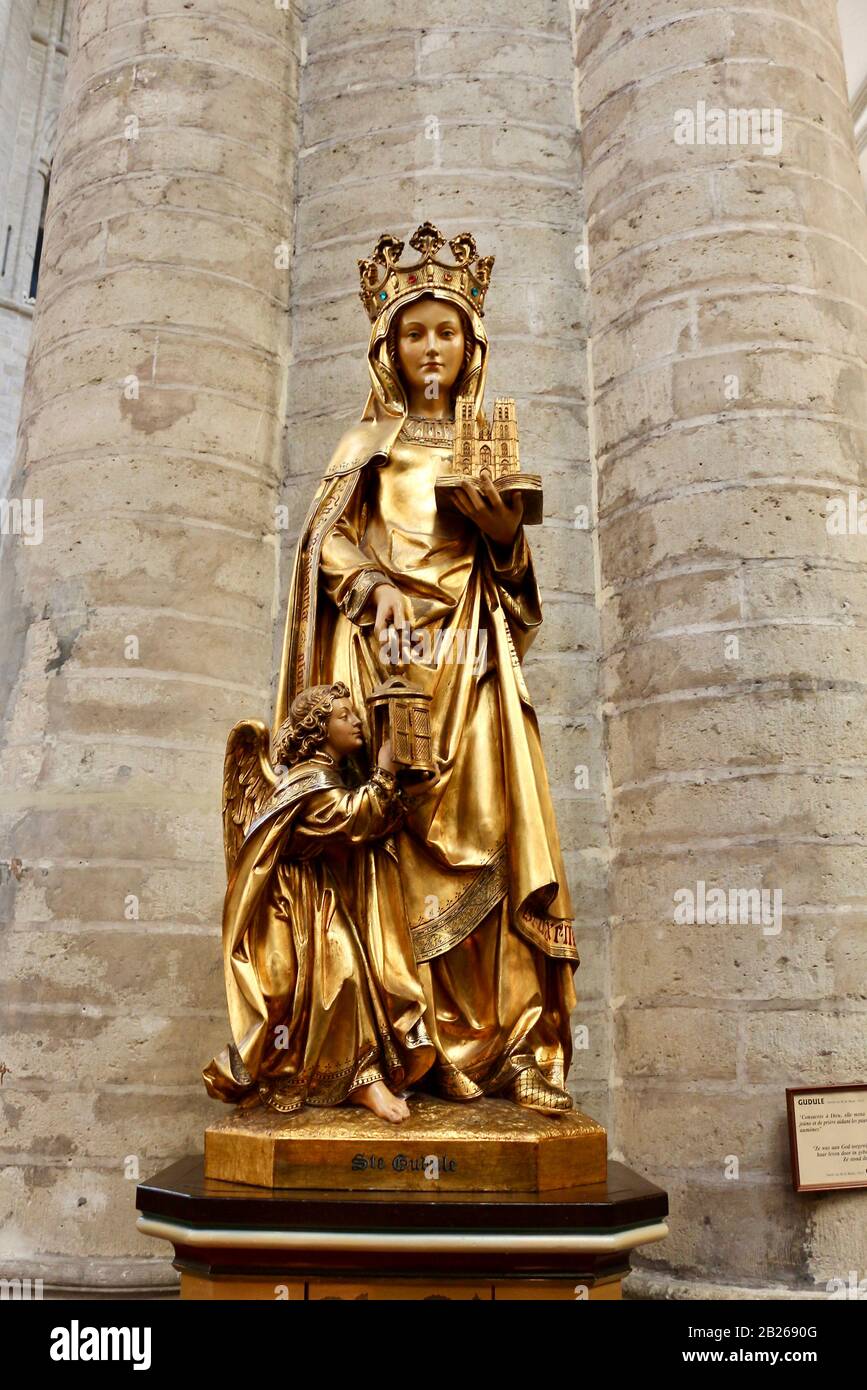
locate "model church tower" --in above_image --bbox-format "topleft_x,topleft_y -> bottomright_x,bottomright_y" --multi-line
452,393 -> 521,478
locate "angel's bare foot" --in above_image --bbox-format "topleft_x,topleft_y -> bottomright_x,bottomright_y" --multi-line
350,1080 -> 410,1123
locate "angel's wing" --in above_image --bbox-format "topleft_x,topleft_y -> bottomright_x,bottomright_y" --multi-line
222,719 -> 279,877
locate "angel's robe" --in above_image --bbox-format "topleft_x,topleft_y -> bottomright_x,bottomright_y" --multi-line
309,429 -> 579,1100
202,752 -> 434,1111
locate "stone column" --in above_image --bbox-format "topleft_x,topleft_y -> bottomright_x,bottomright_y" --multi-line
0,0 -> 37,216
0,0 -> 67,491
577,0 -> 867,1294
0,0 -> 299,1292
281,0 -> 609,1114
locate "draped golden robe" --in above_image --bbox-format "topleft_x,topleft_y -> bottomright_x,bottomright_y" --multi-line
202,754 -> 434,1110
274,287 -> 579,1101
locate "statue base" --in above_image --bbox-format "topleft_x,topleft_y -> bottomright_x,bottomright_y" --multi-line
136,1154 -> 668,1301
204,1093 -> 607,1193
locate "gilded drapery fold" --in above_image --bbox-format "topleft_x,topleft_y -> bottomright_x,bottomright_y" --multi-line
202,758 -> 434,1112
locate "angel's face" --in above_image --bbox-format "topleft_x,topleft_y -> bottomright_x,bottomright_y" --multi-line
324,697 -> 364,759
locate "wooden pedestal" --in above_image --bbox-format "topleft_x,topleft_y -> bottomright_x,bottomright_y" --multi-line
136,1156 -> 668,1302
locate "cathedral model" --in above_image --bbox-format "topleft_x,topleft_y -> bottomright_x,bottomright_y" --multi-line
438,392 -> 543,524
452,393 -> 521,478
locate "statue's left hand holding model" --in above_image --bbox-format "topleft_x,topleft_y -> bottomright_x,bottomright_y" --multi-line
202,682 -> 435,1123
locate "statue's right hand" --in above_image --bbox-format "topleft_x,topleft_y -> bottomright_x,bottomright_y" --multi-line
373,584 -> 414,667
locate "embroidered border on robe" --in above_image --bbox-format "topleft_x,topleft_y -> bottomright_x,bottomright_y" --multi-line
245,766 -> 343,841
409,843 -> 509,962
514,905 -> 580,962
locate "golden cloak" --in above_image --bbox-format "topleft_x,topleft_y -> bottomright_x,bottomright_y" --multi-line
273,286 -> 579,1100
202,754 -> 434,1110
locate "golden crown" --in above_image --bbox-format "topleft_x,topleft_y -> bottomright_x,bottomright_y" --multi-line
358,221 -> 495,323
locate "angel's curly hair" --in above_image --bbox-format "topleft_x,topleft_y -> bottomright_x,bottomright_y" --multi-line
271,681 -> 351,768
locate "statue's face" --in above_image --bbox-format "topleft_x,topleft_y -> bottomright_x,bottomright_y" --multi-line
325,697 -> 364,757
394,297 -> 466,400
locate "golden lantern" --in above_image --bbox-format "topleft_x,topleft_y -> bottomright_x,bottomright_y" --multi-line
366,675 -> 435,780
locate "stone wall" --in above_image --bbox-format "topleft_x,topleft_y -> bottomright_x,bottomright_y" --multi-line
0,0 -> 69,493
576,0 -> 867,1295
0,0 -> 300,1293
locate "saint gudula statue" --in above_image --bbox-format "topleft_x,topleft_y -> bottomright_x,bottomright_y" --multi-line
204,222 -> 579,1120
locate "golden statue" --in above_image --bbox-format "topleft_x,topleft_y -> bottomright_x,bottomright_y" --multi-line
204,221 -> 579,1122
203,681 -> 435,1122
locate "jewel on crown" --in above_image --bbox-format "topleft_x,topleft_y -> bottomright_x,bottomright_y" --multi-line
358,221 -> 495,323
